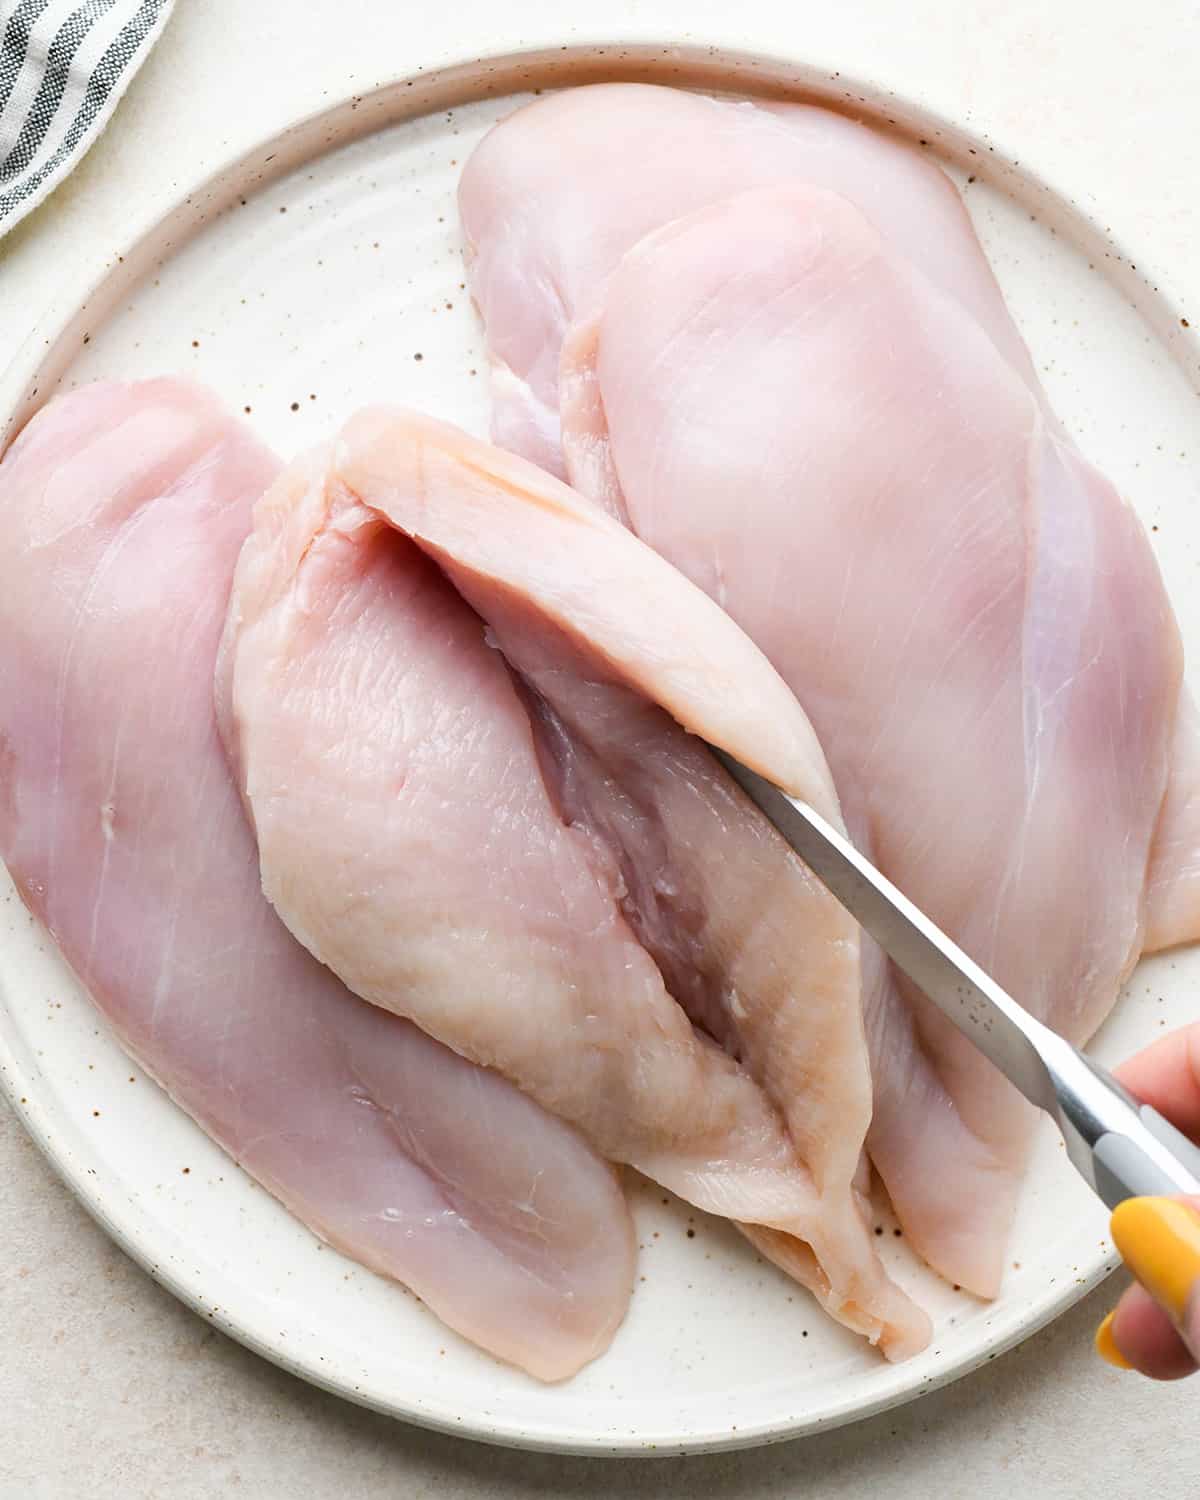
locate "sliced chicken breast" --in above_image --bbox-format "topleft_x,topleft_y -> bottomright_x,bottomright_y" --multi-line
554,186 -> 1188,1294
0,378 -> 635,1380
222,409 -> 930,1357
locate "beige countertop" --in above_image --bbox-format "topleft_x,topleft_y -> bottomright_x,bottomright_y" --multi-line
2,2 -> 1197,1493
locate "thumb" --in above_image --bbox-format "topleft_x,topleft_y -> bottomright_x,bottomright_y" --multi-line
1110,1195 -> 1200,1359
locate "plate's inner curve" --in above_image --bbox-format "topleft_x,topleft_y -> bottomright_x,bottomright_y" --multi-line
2,72 -> 1199,1454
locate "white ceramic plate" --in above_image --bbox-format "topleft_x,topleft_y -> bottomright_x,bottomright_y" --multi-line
3,46 -> 1199,1457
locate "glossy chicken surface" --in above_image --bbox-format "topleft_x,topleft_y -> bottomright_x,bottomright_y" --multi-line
222,409 -> 929,1357
459,82 -> 1044,482
0,379 -> 636,1380
461,91 -> 1199,1295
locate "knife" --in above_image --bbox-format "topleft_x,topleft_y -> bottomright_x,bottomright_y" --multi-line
712,749 -> 1200,1209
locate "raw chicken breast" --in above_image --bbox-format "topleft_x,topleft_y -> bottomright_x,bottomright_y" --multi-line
552,185 -> 1189,1295
0,378 -> 635,1380
222,409 -> 930,1357
459,82 -> 1043,480
1145,699 -> 1200,952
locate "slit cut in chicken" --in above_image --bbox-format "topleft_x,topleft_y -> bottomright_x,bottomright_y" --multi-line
221,408 -> 931,1358
560,184 -> 1191,1295
459,86 -> 1200,1296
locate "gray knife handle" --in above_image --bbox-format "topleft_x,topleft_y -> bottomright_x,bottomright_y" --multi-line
1092,1105 -> 1200,1209
1139,1104 -> 1200,1188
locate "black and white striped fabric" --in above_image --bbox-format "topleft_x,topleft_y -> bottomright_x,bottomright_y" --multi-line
0,0 -> 174,236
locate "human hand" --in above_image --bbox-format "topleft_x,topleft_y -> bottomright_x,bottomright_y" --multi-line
1094,1022 -> 1200,1377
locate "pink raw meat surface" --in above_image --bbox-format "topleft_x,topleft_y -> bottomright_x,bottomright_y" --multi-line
221,409 -> 930,1357
459,88 -> 1200,1296
458,82 -> 1045,482
558,185 -> 1191,1296
0,378 -> 635,1381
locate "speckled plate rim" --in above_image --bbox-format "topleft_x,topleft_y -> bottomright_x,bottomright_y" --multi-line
0,38 -> 1191,1457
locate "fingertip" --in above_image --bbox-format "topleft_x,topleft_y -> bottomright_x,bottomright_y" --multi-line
1115,1022 -> 1200,1138
1095,1310 -> 1133,1370
1110,1196 -> 1200,1323
1185,1285 -> 1200,1364
1110,1281 -> 1199,1380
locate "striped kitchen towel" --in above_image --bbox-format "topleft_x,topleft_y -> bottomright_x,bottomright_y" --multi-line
0,0 -> 175,236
